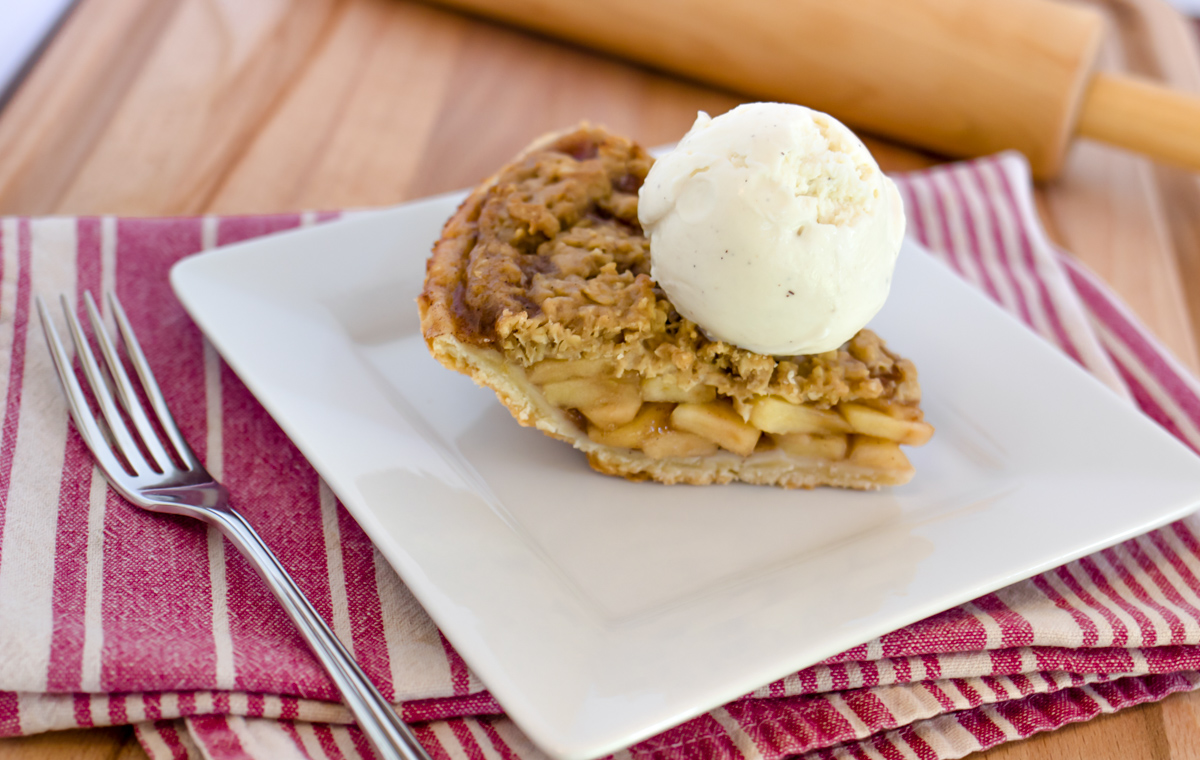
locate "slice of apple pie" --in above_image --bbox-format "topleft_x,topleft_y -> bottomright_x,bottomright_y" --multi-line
418,125 -> 931,489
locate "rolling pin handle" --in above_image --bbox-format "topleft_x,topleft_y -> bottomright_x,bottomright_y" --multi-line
1076,71 -> 1200,172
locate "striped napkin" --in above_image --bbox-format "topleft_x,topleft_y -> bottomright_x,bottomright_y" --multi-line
1,151 -> 1200,760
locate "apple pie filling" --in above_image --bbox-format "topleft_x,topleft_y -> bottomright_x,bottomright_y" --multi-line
525,355 -> 933,474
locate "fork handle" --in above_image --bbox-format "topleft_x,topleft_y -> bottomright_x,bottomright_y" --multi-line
209,508 -> 432,760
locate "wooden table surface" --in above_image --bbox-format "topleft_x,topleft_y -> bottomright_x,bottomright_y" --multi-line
1,0 -> 1199,758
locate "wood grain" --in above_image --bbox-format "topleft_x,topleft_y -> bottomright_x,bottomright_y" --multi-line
0,0 -> 181,213
0,0 -> 1197,758
0,726 -> 145,759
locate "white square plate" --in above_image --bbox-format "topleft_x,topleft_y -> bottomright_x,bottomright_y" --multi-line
171,196 -> 1200,760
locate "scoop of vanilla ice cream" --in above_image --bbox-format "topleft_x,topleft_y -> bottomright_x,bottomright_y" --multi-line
638,102 -> 906,356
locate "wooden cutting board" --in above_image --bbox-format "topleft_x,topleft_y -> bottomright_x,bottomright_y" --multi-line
0,0 -> 1197,758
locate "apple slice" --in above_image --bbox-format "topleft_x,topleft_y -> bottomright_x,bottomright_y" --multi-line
748,396 -> 852,435
839,403 -> 933,446
527,358 -> 611,384
587,403 -> 672,448
642,431 -> 720,459
543,377 -> 642,427
641,375 -> 717,404
847,435 -> 912,471
671,401 -> 761,456
771,432 -> 849,460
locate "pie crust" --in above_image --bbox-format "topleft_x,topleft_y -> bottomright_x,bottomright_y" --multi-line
418,125 -> 931,489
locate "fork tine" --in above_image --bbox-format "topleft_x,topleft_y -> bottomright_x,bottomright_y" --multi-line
59,295 -> 153,476
82,292 -> 173,473
108,292 -> 201,470
37,298 -> 129,479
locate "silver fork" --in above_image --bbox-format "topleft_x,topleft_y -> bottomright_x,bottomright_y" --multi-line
38,292 -> 432,760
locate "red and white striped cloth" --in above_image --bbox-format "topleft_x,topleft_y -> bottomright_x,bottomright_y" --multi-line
1,152 -> 1200,760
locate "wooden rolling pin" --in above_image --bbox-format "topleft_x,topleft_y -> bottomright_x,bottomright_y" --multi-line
425,0 -> 1200,179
